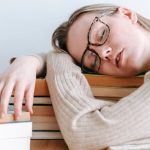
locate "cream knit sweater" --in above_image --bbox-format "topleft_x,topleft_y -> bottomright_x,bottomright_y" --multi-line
33,51 -> 150,150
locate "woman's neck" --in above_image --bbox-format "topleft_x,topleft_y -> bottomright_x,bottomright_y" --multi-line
142,27 -> 150,72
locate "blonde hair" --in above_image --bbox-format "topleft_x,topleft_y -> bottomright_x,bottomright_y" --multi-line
52,3 -> 150,53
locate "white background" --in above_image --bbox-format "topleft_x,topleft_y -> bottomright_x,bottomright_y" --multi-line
0,0 -> 149,73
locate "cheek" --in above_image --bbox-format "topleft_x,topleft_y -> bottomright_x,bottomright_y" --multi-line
108,24 -> 142,60
109,29 -> 129,46
99,58 -> 138,77
108,20 -> 136,46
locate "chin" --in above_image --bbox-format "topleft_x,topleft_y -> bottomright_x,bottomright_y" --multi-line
107,71 -> 137,77
122,67 -> 142,77
116,72 -> 136,77
121,58 -> 143,77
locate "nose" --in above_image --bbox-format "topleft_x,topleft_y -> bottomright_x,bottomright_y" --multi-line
95,46 -> 113,61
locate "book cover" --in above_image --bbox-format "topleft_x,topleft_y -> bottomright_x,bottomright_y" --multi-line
0,112 -> 32,150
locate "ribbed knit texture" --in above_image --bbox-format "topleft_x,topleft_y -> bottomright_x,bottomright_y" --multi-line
34,51 -> 150,150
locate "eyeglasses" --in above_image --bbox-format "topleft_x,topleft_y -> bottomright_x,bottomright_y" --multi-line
80,16 -> 110,74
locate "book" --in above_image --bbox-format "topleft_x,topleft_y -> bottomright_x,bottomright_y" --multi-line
10,97 -> 51,105
91,86 -> 137,98
84,74 -> 143,87
11,74 -> 144,99
0,112 -> 32,150
0,111 -> 30,123
106,144 -> 150,150
31,116 -> 59,130
31,139 -> 68,150
27,106 -> 54,116
32,122 -> 59,130
32,131 -> 63,139
30,77 -> 143,97
9,104 -> 54,116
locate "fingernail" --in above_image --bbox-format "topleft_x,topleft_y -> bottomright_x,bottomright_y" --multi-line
15,114 -> 21,121
30,109 -> 33,115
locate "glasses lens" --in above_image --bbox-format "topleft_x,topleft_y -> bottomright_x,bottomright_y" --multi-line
89,18 -> 109,45
82,50 -> 100,73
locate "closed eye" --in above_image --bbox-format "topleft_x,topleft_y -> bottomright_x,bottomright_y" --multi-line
99,29 -> 105,41
90,54 -> 99,70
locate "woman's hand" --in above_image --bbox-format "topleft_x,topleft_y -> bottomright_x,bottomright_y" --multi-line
0,56 -> 40,120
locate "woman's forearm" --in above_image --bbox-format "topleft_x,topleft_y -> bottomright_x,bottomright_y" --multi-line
46,51 -> 150,150
0,52 -> 48,119
10,52 -> 47,77
28,52 -> 47,77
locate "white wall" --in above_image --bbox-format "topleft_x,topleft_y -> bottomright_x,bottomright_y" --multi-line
0,0 -> 149,73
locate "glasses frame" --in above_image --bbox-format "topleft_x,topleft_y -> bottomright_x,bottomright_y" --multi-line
80,16 -> 110,74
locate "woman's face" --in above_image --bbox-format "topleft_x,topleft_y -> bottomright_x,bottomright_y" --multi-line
67,8 -> 148,77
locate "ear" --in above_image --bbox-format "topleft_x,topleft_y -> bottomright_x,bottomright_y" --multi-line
117,7 -> 138,24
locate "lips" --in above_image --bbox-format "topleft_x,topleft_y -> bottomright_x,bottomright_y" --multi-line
115,49 -> 124,68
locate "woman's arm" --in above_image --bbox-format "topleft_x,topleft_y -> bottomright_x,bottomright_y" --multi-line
28,52 -> 47,77
10,52 -> 47,77
46,51 -> 150,150
0,52 -> 47,120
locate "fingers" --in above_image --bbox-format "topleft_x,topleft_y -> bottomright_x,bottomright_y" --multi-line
0,81 -> 5,116
0,73 -> 5,95
0,78 -> 35,120
0,56 -> 37,121
0,79 -> 15,117
13,81 -> 25,120
0,81 -> 4,96
24,82 -> 35,115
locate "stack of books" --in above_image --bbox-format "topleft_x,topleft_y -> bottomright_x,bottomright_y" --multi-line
10,74 -> 144,150
0,112 -> 32,150
19,74 -> 144,140
85,74 -> 143,100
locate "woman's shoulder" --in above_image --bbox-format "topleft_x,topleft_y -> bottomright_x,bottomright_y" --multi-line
47,50 -> 74,62
46,50 -> 81,73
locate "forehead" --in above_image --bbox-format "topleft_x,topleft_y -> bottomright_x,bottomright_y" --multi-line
67,13 -> 98,62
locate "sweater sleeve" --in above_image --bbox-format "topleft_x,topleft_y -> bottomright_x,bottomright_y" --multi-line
28,52 -> 47,77
46,51 -> 150,150
10,52 -> 48,77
